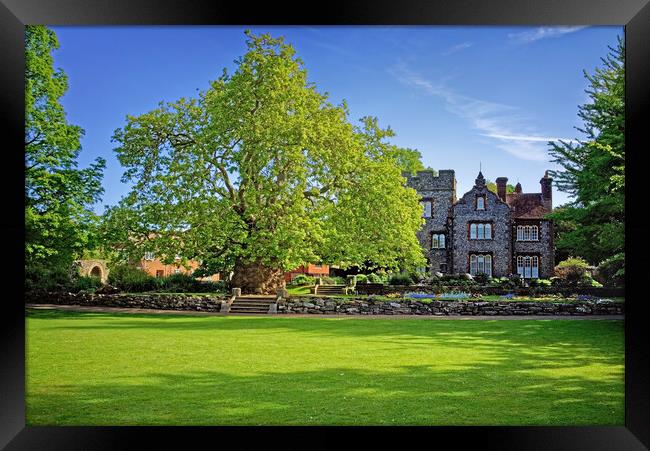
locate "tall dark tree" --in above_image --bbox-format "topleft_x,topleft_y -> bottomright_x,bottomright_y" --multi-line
25,26 -> 105,271
547,37 -> 624,276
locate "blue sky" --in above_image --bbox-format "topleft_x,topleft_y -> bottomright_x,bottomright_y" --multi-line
50,25 -> 623,211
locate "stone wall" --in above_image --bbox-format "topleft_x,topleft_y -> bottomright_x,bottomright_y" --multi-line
25,292 -> 227,312
278,298 -> 624,316
512,219 -> 555,278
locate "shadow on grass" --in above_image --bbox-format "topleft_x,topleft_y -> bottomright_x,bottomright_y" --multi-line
26,309 -> 624,425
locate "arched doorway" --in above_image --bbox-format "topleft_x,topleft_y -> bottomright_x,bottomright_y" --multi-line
90,266 -> 103,279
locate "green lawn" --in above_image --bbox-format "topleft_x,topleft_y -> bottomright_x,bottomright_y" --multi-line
26,309 -> 624,425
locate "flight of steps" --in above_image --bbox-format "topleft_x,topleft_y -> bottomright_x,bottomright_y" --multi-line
315,285 -> 346,296
228,295 -> 276,314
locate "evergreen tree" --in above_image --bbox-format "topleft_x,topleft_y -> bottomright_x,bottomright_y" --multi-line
547,37 -> 624,276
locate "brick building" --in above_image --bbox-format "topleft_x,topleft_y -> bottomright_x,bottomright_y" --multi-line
138,252 -> 220,281
404,169 -> 554,279
284,264 -> 330,283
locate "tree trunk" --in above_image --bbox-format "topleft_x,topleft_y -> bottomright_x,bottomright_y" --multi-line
231,259 -> 286,294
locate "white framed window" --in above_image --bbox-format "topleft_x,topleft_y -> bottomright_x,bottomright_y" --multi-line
421,201 -> 432,218
470,254 -> 492,277
470,223 -> 492,240
516,225 -> 539,241
144,251 -> 155,261
432,233 -> 445,249
174,268 -> 182,274
476,196 -> 485,210
517,255 -> 539,278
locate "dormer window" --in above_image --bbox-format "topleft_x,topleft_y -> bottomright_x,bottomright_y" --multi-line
476,196 -> 485,210
421,201 -> 432,218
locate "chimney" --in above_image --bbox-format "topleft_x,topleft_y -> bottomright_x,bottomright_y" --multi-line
515,182 -> 522,194
495,177 -> 508,202
540,170 -> 553,209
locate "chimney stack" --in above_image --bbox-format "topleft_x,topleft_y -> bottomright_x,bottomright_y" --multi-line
495,177 -> 508,202
540,170 -> 552,209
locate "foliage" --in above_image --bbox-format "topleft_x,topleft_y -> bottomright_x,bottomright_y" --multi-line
596,253 -> 624,287
71,276 -> 103,293
547,37 -> 624,266
25,264 -> 74,293
103,31 -> 425,288
555,257 -> 590,284
322,276 -> 346,285
388,272 -> 413,286
473,272 -> 490,285
107,264 -> 224,293
354,274 -> 368,284
290,274 -> 315,286
486,180 -> 515,195
366,273 -> 386,284
25,26 -> 105,270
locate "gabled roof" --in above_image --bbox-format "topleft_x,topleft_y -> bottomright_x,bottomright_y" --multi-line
506,192 -> 550,219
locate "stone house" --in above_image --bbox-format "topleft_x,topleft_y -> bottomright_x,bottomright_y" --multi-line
404,169 -> 554,279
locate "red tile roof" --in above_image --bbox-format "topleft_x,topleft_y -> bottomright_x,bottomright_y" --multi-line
506,193 -> 551,219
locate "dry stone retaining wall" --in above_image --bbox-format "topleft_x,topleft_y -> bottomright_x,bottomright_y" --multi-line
25,292 -> 227,312
278,298 -> 623,316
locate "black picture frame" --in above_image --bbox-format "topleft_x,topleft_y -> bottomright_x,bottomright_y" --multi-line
2,1 -> 648,449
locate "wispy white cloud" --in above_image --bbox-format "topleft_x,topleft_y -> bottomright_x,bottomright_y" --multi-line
388,62 -> 573,161
442,42 -> 473,56
508,26 -> 588,43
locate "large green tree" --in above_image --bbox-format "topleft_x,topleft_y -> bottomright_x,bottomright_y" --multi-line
547,37 -> 624,272
104,32 -> 425,293
25,26 -> 105,271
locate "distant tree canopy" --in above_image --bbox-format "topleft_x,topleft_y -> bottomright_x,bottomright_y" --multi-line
103,32 -> 426,293
486,180 -> 515,195
547,37 -> 624,277
25,25 -> 105,271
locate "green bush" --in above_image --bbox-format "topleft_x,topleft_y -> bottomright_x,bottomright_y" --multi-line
555,257 -> 590,285
108,264 -> 161,292
388,273 -> 412,285
354,274 -> 368,284
473,272 -> 490,285
596,253 -> 624,287
72,276 -> 103,293
530,278 -> 552,287
291,274 -> 315,286
25,264 -> 74,293
323,276 -> 345,285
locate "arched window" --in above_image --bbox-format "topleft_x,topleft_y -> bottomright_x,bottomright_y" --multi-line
530,226 -> 538,241
476,196 -> 485,210
523,226 -> 530,241
517,226 -> 524,241
470,223 -> 492,240
517,255 -> 540,278
485,223 -> 492,239
470,224 -> 477,239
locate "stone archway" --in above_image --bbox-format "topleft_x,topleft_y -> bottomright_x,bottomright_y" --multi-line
75,259 -> 109,284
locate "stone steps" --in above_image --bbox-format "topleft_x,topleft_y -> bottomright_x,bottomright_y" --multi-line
229,296 -> 276,314
316,285 -> 346,295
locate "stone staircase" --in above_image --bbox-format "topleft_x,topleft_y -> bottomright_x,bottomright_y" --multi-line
315,285 -> 346,296
228,295 -> 277,314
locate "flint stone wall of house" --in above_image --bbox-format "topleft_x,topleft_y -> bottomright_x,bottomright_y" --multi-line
403,170 -> 456,272
450,181 -> 511,276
